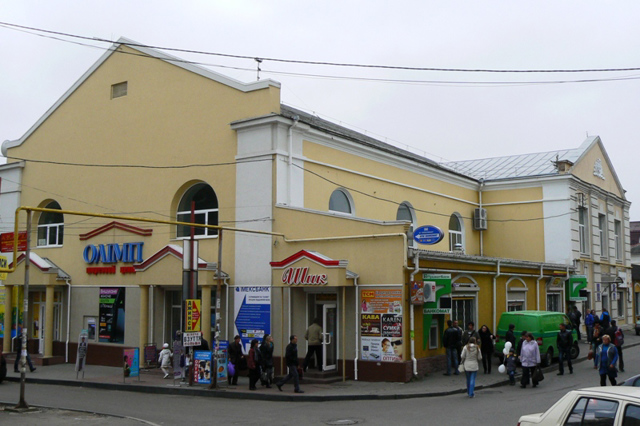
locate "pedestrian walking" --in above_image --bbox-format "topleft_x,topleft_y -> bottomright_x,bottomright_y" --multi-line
227,335 -> 244,385
461,321 -> 480,346
600,309 -> 611,330
569,305 -> 582,340
519,332 -> 541,388
505,323 -> 516,348
14,347 -> 36,373
442,320 -> 460,376
594,334 -> 618,386
607,320 -> 624,372
276,335 -> 304,393
584,310 -> 595,345
478,324 -> 495,374
460,336 -> 482,398
259,334 -> 274,387
247,339 -> 261,391
453,320 -> 463,364
303,318 -> 323,372
504,348 -> 518,385
158,343 -> 172,379
556,323 -> 573,375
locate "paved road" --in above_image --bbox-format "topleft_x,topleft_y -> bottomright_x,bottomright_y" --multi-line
1,345 -> 638,425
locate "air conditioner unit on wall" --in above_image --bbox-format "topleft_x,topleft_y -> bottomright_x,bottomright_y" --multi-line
473,208 -> 488,230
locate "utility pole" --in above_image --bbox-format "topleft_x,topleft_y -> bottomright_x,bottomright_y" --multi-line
209,229 -> 222,389
15,210 -> 31,409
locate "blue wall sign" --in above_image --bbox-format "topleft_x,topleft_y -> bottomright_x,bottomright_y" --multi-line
413,225 -> 444,245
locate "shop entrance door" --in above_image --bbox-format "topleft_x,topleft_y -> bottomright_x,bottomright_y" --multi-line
322,304 -> 337,371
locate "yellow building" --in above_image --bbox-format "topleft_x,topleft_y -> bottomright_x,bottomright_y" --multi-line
0,38 -> 631,381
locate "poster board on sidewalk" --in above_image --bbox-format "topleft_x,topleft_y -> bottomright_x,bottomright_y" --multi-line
193,350 -> 212,385
123,348 -> 140,381
360,289 -> 403,362
75,330 -> 89,375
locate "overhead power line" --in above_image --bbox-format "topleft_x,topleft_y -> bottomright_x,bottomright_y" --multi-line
3,21 -> 640,74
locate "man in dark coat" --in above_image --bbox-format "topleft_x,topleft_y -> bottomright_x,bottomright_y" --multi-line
442,320 -> 460,375
556,323 -> 573,375
276,335 -> 304,393
227,335 -> 243,385
505,324 -> 516,348
607,320 -> 624,372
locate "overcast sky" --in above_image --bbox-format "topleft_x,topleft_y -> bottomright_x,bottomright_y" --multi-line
2,1 -> 639,221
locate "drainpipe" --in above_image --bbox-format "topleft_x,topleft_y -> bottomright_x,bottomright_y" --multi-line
493,260 -> 501,332
479,179 -> 485,257
536,265 -> 543,310
354,276 -> 359,380
65,278 -> 71,363
287,115 -> 300,206
225,278 -> 230,340
409,252 -> 420,378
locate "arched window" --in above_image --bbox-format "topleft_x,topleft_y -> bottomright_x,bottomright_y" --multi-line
177,183 -> 218,238
449,213 -> 464,252
37,201 -> 64,247
329,189 -> 353,215
397,202 -> 416,247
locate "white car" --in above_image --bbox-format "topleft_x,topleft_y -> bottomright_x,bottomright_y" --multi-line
518,387 -> 640,425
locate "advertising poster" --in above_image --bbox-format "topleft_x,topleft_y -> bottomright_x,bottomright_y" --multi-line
422,273 -> 452,350
360,314 -> 381,336
2,286 -> 24,339
216,340 -> 229,383
75,330 -> 89,372
123,348 -> 139,378
173,340 -> 184,379
233,286 -> 270,353
99,287 -> 126,343
193,350 -> 213,385
185,299 -> 201,332
359,289 -> 403,362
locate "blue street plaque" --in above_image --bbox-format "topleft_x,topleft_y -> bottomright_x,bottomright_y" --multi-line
413,225 -> 444,245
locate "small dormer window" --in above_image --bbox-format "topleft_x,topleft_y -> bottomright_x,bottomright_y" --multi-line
111,82 -> 128,99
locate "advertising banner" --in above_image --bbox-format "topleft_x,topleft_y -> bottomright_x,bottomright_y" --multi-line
172,340 -> 184,379
183,331 -> 202,347
215,340 -> 229,383
99,287 -> 126,343
75,330 -> 89,373
123,347 -> 139,378
359,289 -> 403,362
193,350 -> 213,384
234,286 -> 270,353
185,299 -> 201,332
422,274 -> 452,314
0,231 -> 27,253
0,255 -> 7,280
566,275 -> 588,302
1,286 -> 23,339
410,281 -> 424,305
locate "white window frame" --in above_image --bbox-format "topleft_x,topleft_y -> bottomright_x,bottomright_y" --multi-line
617,290 -> 625,319
329,188 -> 355,216
614,220 -> 622,260
397,202 -> 417,248
598,214 -> 608,258
429,319 -> 439,349
546,292 -> 562,312
37,223 -> 64,247
578,206 -> 589,254
176,183 -> 219,239
448,213 -> 464,253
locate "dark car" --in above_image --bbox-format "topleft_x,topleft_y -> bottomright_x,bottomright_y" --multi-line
635,319 -> 640,336
0,349 -> 6,383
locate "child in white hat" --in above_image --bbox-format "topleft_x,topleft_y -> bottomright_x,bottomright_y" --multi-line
158,343 -> 173,379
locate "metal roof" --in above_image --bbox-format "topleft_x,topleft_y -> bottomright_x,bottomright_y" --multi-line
442,136 -> 598,181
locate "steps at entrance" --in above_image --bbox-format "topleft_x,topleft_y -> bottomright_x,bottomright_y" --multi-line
300,369 -> 343,384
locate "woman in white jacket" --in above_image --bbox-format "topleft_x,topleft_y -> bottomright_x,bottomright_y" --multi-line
460,337 -> 482,398
158,343 -> 173,379
519,333 -> 541,388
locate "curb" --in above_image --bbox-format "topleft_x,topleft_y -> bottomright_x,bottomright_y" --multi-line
4,340 -> 638,403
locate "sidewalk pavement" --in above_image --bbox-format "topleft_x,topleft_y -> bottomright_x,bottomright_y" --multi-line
3,332 -> 639,402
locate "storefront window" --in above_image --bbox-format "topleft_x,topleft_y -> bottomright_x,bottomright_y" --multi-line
452,298 -> 474,328
547,293 -> 561,312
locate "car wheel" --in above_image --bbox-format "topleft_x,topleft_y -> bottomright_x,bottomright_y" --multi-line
636,330 -> 639,336
570,343 -> 580,359
542,348 -> 553,367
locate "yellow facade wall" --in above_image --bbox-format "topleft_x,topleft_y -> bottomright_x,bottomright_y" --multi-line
571,143 -> 624,198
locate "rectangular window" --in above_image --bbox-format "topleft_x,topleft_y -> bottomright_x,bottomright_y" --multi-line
37,223 -> 64,247
429,319 -> 439,349
452,298 -> 475,329
599,214 -> 608,257
578,206 -> 588,254
601,292 -> 609,311
546,293 -> 561,312
614,220 -> 622,260
566,397 -> 618,426
617,291 -> 625,318
449,231 -> 463,252
111,81 -> 128,99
